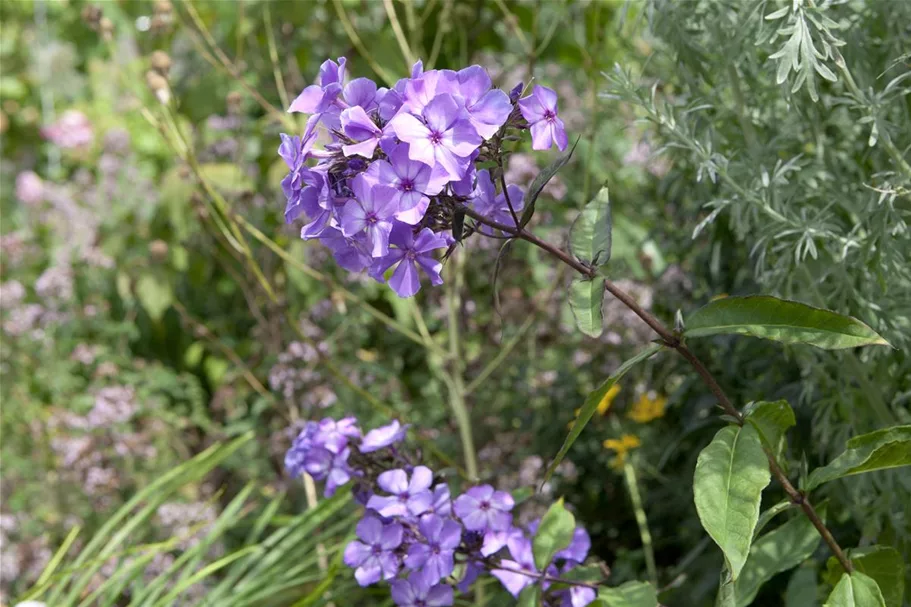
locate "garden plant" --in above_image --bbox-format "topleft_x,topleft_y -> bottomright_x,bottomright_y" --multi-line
1,1 -> 909,606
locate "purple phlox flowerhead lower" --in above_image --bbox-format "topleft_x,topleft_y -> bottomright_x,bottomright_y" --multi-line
343,514 -> 403,586
518,85 -> 568,151
404,514 -> 462,582
344,77 -> 382,111
456,65 -> 512,139
491,535 -> 538,597
452,484 -> 514,532
390,569 -> 454,607
468,169 -> 525,234
369,226 -> 449,298
284,421 -> 320,478
480,525 -> 524,557
561,586 -> 597,607
556,526 -> 591,565
341,175 -> 402,257
279,127 -> 323,224
341,105 -> 384,159
359,420 -> 408,453
366,465 -> 434,518
390,93 -> 482,180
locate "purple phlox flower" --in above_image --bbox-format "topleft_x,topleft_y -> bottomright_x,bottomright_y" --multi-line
449,150 -> 478,197
456,66 -> 512,139
320,227 -> 373,272
369,225 -> 449,298
456,561 -> 482,593
341,175 -> 402,257
480,525 -> 523,557
468,169 -> 525,233
364,143 -> 447,220
452,484 -> 514,532
366,465 -> 434,518
344,77 -> 380,111
304,445 -> 353,497
315,416 -> 361,453
341,105 -> 384,158
402,69 -> 459,115
555,526 -> 591,565
390,93 -> 482,180
288,57 -> 347,129
390,569 -> 454,607
278,128 -> 322,224
509,82 -> 524,103
404,514 -> 462,582
518,85 -> 568,151
360,420 -> 408,453
343,514 -> 403,586
427,484 -> 452,517
284,421 -> 320,477
491,535 -> 538,597
560,586 -> 597,607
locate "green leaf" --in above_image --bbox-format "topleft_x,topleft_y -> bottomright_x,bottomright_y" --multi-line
824,571 -> 886,607
520,137 -> 579,228
597,580 -> 658,606
569,278 -> 605,338
543,344 -> 663,484
570,186 -> 612,266
752,499 -> 793,540
786,566 -> 820,607
694,424 -> 771,579
493,239 -> 514,315
745,400 -> 796,458
824,547 -> 904,607
135,275 -> 174,322
532,498 -> 576,570
735,509 -> 824,606
806,426 -> 911,491
684,296 -> 890,350
517,584 -> 541,607
717,566 -> 736,607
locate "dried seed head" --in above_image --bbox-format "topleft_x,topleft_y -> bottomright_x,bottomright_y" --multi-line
149,240 -> 169,261
226,91 -> 243,113
145,70 -> 170,104
150,50 -> 172,75
81,4 -> 103,29
154,0 -> 173,14
99,17 -> 114,41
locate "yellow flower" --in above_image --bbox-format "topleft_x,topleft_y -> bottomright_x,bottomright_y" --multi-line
627,392 -> 667,424
566,384 -> 622,429
603,433 -> 641,470
597,384 -> 621,416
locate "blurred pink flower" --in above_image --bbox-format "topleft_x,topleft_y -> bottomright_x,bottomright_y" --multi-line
41,110 -> 94,149
15,171 -> 44,204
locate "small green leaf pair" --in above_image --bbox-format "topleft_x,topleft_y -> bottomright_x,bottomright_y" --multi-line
568,187 -> 612,338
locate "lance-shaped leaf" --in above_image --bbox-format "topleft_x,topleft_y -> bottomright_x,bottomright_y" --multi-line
684,296 -> 890,350
786,566 -> 821,607
517,585 -> 541,607
570,186 -> 612,266
735,508 -> 825,606
745,400 -> 796,458
519,137 -> 579,228
597,581 -> 658,606
694,424 -> 771,580
825,547 -> 905,607
569,278 -> 605,338
806,425 -> 911,491
824,571 -> 887,607
543,344 -> 663,484
532,498 -> 576,570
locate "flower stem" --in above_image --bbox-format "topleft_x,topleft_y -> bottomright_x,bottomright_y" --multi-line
446,252 -> 480,480
622,459 -> 658,587
459,206 -> 854,574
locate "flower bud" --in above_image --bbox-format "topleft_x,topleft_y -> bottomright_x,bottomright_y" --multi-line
145,70 -> 170,104
99,17 -> 114,41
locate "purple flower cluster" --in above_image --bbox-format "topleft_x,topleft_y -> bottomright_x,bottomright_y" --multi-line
279,57 -> 567,298
285,417 -> 593,606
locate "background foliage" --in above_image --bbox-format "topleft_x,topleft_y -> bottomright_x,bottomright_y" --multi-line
1,0 -> 908,605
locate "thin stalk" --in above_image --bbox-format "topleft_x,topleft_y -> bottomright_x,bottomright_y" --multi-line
263,3 -> 290,110
461,205 -> 854,574
331,0 -> 397,86
445,252 -> 479,480
384,0 -> 416,67
623,460 -> 658,587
